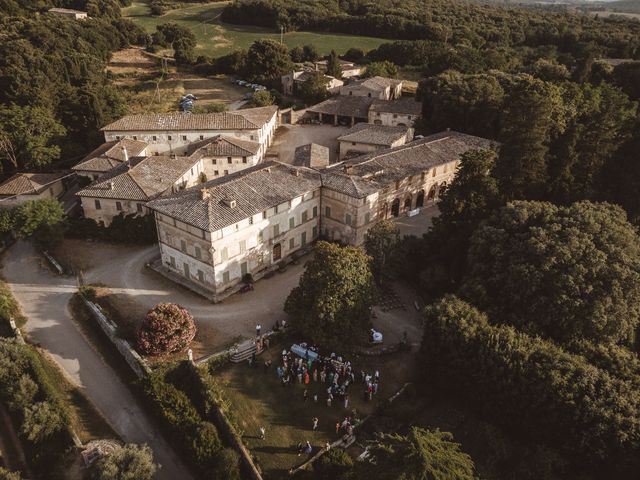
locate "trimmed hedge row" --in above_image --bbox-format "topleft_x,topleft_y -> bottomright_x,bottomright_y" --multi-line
0,340 -> 73,478
421,296 -> 640,471
142,365 -> 240,477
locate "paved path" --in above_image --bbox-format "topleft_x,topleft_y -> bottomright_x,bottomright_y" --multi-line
3,241 -> 193,480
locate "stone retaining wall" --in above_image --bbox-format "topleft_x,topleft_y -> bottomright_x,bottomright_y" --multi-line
79,295 -> 150,379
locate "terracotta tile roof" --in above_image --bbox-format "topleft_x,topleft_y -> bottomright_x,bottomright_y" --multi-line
147,162 -> 322,232
321,131 -> 497,198
72,139 -> 148,174
337,124 -> 411,146
76,156 -> 199,201
344,76 -> 402,91
307,96 -> 375,118
186,135 -> 261,159
101,106 -> 277,132
0,172 -> 67,196
370,98 -> 422,116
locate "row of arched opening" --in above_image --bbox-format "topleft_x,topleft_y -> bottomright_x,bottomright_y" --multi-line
387,182 -> 445,218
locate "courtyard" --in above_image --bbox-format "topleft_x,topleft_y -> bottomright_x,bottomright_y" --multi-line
267,124 -> 350,164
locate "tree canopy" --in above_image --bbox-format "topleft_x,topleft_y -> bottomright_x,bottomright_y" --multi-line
244,39 -> 293,84
462,201 -> 640,345
284,241 -> 375,349
355,427 -> 475,480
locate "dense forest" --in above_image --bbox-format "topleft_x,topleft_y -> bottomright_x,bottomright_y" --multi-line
0,0 -> 145,172
223,0 -> 640,58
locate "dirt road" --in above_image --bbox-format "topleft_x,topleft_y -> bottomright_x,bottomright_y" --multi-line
3,241 -> 193,480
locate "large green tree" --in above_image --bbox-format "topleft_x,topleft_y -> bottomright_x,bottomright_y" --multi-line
495,75 -> 566,200
13,198 -> 65,238
244,39 -> 293,84
354,427 -> 475,480
363,219 -> 400,283
462,200 -> 640,345
407,149 -> 501,298
363,61 -> 398,78
284,241 -> 375,348
418,71 -> 505,139
0,104 -> 65,171
325,50 -> 342,79
298,72 -> 330,104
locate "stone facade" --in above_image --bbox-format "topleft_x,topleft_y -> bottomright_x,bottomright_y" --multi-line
369,110 -> 417,127
78,156 -> 204,226
147,132 -> 497,300
153,180 -> 321,298
101,107 -> 278,160
0,173 -> 67,208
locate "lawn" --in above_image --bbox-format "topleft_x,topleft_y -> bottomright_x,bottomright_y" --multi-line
591,10 -> 640,19
123,1 -> 391,57
216,337 -> 418,479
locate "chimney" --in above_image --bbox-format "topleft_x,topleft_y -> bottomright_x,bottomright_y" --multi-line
109,181 -> 114,190
200,189 -> 210,200
343,165 -> 354,175
223,198 -> 236,208
121,146 -> 129,164
291,169 -> 299,177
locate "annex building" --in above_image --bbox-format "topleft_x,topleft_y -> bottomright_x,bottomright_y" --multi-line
100,106 -> 278,160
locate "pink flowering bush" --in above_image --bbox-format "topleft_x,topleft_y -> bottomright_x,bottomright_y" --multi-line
137,303 -> 196,355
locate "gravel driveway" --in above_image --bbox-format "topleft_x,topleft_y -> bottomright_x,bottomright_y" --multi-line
3,241 -> 193,480
58,240 -> 307,353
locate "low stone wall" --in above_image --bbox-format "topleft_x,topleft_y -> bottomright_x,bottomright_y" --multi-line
79,295 -> 150,379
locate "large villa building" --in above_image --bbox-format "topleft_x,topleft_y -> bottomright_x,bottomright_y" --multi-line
146,131 -> 496,301
72,102 -> 495,301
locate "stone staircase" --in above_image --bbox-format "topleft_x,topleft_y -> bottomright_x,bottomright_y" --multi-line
230,338 -> 258,363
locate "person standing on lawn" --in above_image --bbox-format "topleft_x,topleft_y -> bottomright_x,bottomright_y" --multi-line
259,426 -> 266,439
256,324 -> 261,337
312,417 -> 319,431
344,394 -> 349,409
335,422 -> 340,434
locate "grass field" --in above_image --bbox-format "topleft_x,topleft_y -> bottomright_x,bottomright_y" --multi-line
592,10 -> 640,19
123,1 -> 391,57
217,338 -> 418,479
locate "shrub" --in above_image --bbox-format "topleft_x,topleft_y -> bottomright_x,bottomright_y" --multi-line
314,448 -> 353,480
137,303 -> 196,355
211,448 -> 241,480
142,369 -> 225,474
79,285 -> 98,301
21,401 -> 64,443
93,443 -> 156,480
0,468 -> 22,480
189,422 -> 222,468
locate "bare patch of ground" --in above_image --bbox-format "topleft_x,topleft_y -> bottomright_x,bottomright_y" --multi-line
106,46 -> 249,113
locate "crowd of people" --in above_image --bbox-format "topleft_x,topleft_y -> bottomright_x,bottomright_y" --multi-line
252,329 -> 384,460
275,345 -> 381,407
